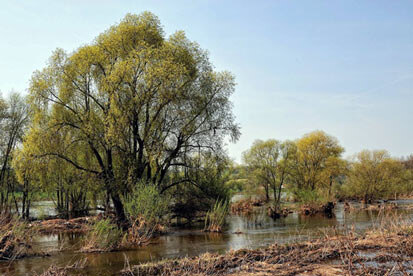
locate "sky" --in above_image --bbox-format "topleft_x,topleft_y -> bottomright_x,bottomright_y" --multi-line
1,0 -> 412,162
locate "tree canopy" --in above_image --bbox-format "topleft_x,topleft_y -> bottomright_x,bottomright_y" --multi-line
24,12 -> 240,222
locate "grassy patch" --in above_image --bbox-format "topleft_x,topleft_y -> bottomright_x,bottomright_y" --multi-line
204,200 -> 229,233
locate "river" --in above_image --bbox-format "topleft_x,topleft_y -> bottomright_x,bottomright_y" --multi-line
1,199 -> 413,275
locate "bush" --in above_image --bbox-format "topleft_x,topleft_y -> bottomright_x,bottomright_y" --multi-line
341,150 -> 406,201
292,188 -> 329,205
81,218 -> 123,252
123,181 -> 169,227
168,154 -> 231,224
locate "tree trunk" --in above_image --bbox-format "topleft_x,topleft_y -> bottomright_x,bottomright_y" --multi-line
111,193 -> 127,228
328,175 -> 333,198
272,186 -> 277,210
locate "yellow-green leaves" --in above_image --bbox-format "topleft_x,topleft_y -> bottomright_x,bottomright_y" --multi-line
292,130 -> 345,192
23,12 -> 239,221
344,150 -> 406,201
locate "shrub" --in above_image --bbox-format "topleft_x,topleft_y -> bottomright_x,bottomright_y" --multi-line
204,200 -> 229,233
342,150 -> 406,201
231,198 -> 254,215
292,188 -> 328,205
123,181 -> 169,227
81,218 -> 123,252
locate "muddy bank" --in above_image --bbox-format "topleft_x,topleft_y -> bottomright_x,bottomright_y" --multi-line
123,223 -> 413,276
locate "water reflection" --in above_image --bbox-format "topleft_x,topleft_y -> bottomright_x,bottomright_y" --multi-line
1,200 -> 413,276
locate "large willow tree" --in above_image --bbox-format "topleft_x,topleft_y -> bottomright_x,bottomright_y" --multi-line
26,12 -> 240,222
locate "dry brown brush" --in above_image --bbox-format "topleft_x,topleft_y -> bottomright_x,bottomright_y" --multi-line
0,212 -> 39,261
81,217 -> 165,252
123,217 -> 413,276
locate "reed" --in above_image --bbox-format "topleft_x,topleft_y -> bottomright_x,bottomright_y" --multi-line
204,200 -> 229,233
80,218 -> 123,252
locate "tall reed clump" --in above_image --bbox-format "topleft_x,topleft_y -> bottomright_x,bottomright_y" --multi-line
204,200 -> 229,233
82,183 -> 170,252
0,211 -> 36,260
81,218 -> 123,252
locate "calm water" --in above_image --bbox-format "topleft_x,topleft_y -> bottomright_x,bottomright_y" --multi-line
1,200 -> 413,276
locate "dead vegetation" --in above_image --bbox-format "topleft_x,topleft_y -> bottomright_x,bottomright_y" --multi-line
344,201 -> 399,212
81,217 -> 165,253
300,201 -> 335,217
230,198 -> 265,216
267,206 -> 291,219
31,216 -> 95,234
122,217 -> 166,247
0,212 -> 39,261
122,216 -> 413,276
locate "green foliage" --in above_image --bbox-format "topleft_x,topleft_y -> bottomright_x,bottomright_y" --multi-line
290,131 -> 345,192
123,182 -> 169,225
242,139 -> 296,210
82,219 -> 123,251
23,11 -> 239,221
342,150 -> 406,201
0,93 -> 29,215
168,153 -> 231,223
225,178 -> 248,195
291,188 -> 329,205
204,200 -> 229,232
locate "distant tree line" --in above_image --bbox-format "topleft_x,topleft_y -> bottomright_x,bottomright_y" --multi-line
240,131 -> 413,210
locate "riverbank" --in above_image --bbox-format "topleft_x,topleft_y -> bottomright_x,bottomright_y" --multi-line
122,219 -> 413,276
2,200 -> 413,275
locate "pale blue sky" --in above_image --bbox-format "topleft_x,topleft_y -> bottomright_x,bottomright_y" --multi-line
1,0 -> 412,161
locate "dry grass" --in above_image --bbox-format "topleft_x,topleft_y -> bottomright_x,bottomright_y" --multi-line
121,217 -> 165,247
122,215 -> 413,276
32,216 -> 95,234
230,198 -> 265,216
0,211 -> 39,261
231,199 -> 254,215
267,206 -> 291,219
81,217 -> 165,253
344,201 -> 399,213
